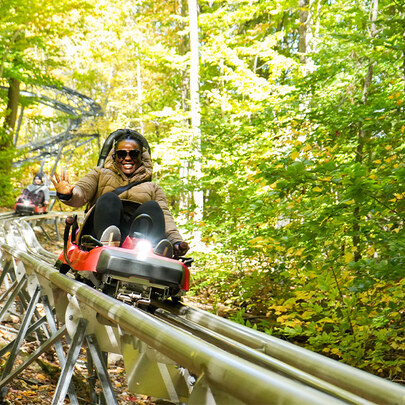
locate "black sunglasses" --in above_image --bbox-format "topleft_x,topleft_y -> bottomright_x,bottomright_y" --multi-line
115,149 -> 141,160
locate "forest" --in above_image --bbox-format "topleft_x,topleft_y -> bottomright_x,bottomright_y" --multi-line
0,0 -> 404,384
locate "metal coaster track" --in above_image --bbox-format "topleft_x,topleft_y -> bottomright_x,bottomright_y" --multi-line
0,84 -> 103,168
0,213 -> 405,405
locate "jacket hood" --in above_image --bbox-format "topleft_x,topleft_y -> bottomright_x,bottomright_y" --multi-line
33,173 -> 44,184
103,147 -> 153,181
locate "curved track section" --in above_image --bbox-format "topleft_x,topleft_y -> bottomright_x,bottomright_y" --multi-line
0,213 -> 404,405
2,84 -> 103,167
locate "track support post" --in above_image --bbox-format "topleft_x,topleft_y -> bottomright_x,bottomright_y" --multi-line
86,334 -> 118,405
42,295 -> 79,405
51,318 -> 88,405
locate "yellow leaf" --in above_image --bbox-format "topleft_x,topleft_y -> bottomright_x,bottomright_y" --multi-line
369,174 -> 378,180
295,291 -> 313,300
390,341 -> 405,350
290,151 -> 300,160
367,246 -> 375,256
249,236 -> 263,244
295,247 -> 305,256
374,159 -> 382,164
273,305 -> 288,312
395,92 -> 401,98
287,318 -> 303,327
301,311 -> 314,319
313,186 -> 322,192
396,99 -> 403,106
344,252 -> 354,263
304,144 -> 312,151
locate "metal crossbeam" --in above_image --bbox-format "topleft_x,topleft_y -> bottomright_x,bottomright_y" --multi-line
86,334 -> 118,405
0,85 -> 102,118
14,131 -> 99,167
0,315 -> 47,357
0,326 -> 66,387
1,285 -> 41,379
51,318 -> 88,405
42,295 -> 79,405
0,277 -> 27,322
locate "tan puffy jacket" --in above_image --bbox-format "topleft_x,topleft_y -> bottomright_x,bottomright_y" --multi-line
63,148 -> 184,244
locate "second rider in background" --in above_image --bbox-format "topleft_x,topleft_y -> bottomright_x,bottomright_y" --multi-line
51,128 -> 189,258
22,173 -> 50,207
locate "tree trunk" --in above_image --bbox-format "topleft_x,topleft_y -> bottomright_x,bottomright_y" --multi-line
353,0 -> 378,262
177,0 -> 192,217
136,56 -> 144,135
178,0 -> 189,111
0,78 -> 20,205
188,0 -> 204,244
3,78 -> 20,138
403,29 -> 405,92
299,0 -> 317,73
298,0 -> 309,64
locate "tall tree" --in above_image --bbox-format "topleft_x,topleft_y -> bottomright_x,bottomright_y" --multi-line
0,0 -> 92,204
188,0 -> 203,244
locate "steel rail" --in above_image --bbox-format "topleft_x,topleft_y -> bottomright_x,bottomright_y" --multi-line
152,307 -> 376,405
1,243 -> 347,405
0,212 -> 16,221
157,301 -> 405,405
